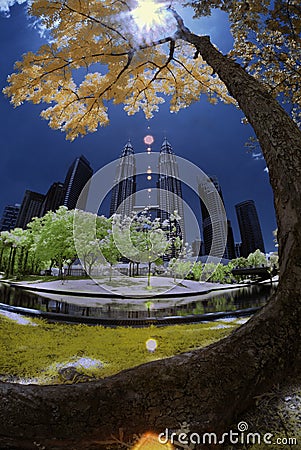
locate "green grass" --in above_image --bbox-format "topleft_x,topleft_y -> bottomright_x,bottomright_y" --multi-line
101,278 -> 141,287
0,315 -> 244,384
3,275 -> 94,283
3,275 -> 56,283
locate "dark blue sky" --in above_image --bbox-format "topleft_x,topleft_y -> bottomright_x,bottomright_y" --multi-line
0,4 -> 277,252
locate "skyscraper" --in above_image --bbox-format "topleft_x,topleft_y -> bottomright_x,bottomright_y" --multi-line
0,204 -> 20,231
157,138 -> 185,240
235,200 -> 265,257
40,182 -> 65,217
198,176 -> 234,259
110,141 -> 136,217
224,220 -> 236,260
235,242 -> 242,258
63,155 -> 93,210
16,190 -> 45,229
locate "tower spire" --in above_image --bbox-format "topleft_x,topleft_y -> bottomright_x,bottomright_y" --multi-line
157,138 -> 185,246
121,140 -> 134,157
110,141 -> 136,217
160,137 -> 173,154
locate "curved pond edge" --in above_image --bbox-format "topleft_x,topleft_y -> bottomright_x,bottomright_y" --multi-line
2,279 -> 276,299
0,301 -> 260,327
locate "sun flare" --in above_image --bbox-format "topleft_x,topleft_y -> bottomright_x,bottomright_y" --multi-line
132,0 -> 165,31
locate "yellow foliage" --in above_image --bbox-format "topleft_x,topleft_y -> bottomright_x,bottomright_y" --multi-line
5,0 -> 298,137
191,0 -> 300,125
3,0 -> 234,140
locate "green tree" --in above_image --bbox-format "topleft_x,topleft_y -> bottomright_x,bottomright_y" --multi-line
207,262 -> 235,284
10,228 -> 31,278
1,0 -> 301,446
135,215 -> 170,288
113,212 -> 170,287
191,260 -> 203,281
0,231 -> 13,276
169,258 -> 192,282
0,231 -> 10,273
74,211 -> 110,276
231,256 -> 249,269
35,207 -> 76,277
201,261 -> 218,282
100,230 -> 121,282
269,253 -> 279,270
230,256 -> 250,282
26,215 -> 46,274
1,228 -> 28,277
247,249 -> 267,267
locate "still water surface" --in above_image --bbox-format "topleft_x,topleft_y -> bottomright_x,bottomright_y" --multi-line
0,282 -> 277,320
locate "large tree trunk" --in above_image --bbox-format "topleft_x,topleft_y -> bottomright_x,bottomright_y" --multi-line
0,287 -> 300,449
1,34 -> 301,449
181,30 -> 301,279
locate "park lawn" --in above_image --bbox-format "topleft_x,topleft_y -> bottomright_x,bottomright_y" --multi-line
0,314 -> 243,384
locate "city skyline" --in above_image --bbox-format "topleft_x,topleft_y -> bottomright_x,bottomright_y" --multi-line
0,4 -> 277,252
1,139 -> 270,256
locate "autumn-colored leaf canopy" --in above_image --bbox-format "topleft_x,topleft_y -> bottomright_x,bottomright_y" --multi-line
190,0 -> 300,124
4,0 -> 300,139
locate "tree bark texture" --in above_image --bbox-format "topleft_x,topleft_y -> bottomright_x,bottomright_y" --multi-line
182,32 -> 301,280
0,34 -> 301,450
0,290 -> 300,449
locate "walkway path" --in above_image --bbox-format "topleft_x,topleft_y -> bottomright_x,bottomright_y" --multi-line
6,276 -> 253,299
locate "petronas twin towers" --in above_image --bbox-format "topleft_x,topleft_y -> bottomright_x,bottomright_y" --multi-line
109,141 -> 136,218
110,138 -> 185,240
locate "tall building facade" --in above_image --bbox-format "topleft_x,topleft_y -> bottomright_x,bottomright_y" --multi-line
198,175 -> 235,259
63,155 -> 93,210
16,190 -> 45,229
0,204 -> 20,231
235,200 -> 265,257
235,242 -> 242,258
157,138 -> 185,240
110,141 -> 136,217
40,182 -> 65,216
225,220 -> 236,260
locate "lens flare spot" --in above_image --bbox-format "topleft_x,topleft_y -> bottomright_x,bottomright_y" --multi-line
132,432 -> 173,449
146,338 -> 157,352
144,135 -> 154,145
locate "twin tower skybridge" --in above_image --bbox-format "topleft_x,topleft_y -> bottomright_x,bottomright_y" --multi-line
109,138 -> 186,242
76,138 -> 228,263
